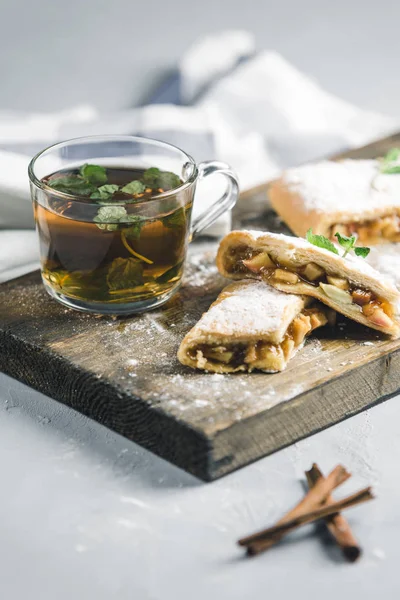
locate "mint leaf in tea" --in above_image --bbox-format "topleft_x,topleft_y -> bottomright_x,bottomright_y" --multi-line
106,257 -> 144,291
93,205 -> 128,230
79,163 -> 108,186
121,180 -> 146,195
38,166 -> 190,305
90,184 -> 120,202
142,167 -> 181,191
46,176 -> 96,196
46,164 -> 182,199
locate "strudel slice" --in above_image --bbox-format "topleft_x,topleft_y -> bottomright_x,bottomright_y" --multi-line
177,280 -> 329,374
217,230 -> 400,338
269,160 -> 400,244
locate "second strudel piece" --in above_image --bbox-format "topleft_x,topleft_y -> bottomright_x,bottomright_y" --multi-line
217,230 -> 400,338
177,280 -> 329,373
269,159 -> 400,244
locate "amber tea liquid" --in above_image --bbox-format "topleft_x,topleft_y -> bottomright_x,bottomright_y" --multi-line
35,167 -> 192,310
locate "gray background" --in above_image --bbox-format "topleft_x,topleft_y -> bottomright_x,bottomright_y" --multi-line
1,0 -> 400,598
0,0 -> 398,115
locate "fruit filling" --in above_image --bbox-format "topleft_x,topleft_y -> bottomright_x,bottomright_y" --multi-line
330,214 -> 400,244
189,307 -> 328,371
224,246 -> 394,330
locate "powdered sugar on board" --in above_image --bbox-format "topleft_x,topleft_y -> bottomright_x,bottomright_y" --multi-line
81,248 -> 307,428
193,280 -> 303,339
182,247 -> 220,290
282,159 -> 400,216
71,245 -> 321,427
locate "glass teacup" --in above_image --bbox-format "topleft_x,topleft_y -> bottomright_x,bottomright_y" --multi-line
28,135 -> 239,314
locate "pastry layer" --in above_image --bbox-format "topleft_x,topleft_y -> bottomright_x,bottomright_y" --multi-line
217,230 -> 400,338
177,280 -> 329,373
269,159 -> 400,244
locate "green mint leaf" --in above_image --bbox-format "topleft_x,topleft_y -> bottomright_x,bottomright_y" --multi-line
52,269 -> 108,299
121,180 -> 146,195
157,171 -> 181,191
47,176 -> 96,196
384,148 -> 400,163
334,231 -> 370,259
123,215 -> 145,240
334,231 -> 356,249
143,167 -> 161,186
156,262 -> 183,284
164,207 -> 186,229
380,148 -> 400,174
381,165 -> 400,174
79,163 -> 107,186
106,257 -> 144,290
354,246 -> 371,258
142,167 -> 181,191
334,231 -> 356,257
305,229 -> 339,255
90,184 -> 119,201
94,206 -> 127,231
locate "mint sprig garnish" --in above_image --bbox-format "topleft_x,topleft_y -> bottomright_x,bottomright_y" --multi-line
380,148 -> 400,174
306,228 -> 370,259
334,232 -> 370,258
334,232 -> 356,257
306,229 -> 339,255
354,246 -> 371,258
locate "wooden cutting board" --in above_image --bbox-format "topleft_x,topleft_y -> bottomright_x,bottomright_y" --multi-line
2,133 -> 400,481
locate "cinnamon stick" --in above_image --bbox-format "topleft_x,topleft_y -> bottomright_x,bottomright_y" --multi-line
238,464 -> 351,553
306,463 -> 361,562
242,487 -> 373,556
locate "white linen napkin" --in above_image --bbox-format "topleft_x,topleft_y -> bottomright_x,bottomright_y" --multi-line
0,30 -> 398,282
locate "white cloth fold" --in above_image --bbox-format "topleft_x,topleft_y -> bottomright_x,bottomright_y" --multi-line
1,30 -> 399,282
0,231 -> 39,282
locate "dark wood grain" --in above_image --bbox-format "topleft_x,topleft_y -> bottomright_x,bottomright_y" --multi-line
2,134 -> 400,481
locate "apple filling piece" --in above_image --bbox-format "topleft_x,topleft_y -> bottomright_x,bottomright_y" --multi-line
234,249 -> 395,330
330,215 -> 400,244
191,307 -> 328,372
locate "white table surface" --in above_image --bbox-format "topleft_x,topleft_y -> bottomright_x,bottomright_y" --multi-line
0,372 -> 396,599
1,0 -> 400,597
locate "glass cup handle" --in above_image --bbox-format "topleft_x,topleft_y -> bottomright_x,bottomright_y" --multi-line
190,161 -> 239,239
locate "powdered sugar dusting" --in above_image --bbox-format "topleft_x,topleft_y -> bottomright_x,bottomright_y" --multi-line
366,243 -> 400,290
282,159 -> 400,215
183,250 -> 219,289
195,280 -> 302,338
